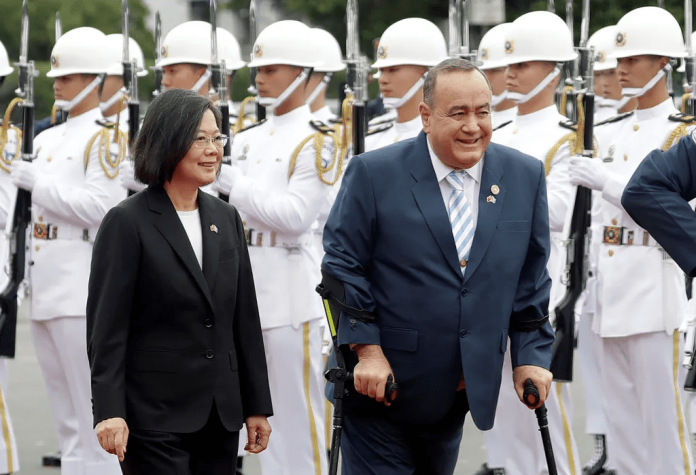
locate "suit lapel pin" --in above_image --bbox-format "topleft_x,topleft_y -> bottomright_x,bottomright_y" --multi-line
491,184 -> 500,195
487,195 -> 496,204
210,224 -> 218,233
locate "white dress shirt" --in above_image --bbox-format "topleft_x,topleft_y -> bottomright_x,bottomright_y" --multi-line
426,136 -> 482,231
177,208 -> 203,269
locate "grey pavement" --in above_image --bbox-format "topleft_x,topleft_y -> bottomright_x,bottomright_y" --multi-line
6,303 -> 595,474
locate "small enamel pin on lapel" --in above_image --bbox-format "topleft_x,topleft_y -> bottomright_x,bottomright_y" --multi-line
210,224 -> 218,233
487,195 -> 496,204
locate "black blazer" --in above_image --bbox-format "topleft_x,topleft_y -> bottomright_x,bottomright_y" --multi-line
87,185 -> 272,433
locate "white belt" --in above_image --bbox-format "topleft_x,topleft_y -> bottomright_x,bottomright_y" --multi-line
32,222 -> 90,242
244,227 -> 313,249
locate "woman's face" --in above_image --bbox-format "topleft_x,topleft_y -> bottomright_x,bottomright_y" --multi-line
170,110 -> 222,188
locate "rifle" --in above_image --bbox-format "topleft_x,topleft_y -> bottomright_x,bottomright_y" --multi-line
550,0 -> 594,383
683,0 -> 696,116
345,0 -> 367,155
0,0 -> 36,357
50,12 -> 66,126
209,0 -> 232,203
547,0 -> 555,12
122,0 -> 140,197
559,0 -> 578,120
152,12 -> 163,97
248,0 -> 265,122
448,0 -> 477,63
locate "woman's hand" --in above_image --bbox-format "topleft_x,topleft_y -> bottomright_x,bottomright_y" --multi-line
244,415 -> 271,454
96,417 -> 129,462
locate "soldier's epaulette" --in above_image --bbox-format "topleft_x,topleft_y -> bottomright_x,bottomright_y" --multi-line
367,122 -> 394,136
559,119 -> 578,131
595,111 -> 635,127
492,120 -> 512,132
668,113 -> 696,123
95,119 -> 118,129
368,111 -> 395,127
236,118 -> 267,134
310,120 -> 334,135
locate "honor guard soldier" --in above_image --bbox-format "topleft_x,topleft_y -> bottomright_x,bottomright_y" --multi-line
567,7 -> 694,474
588,26 -> 636,124
479,11 -> 581,475
212,20 -> 336,475
306,28 -> 346,124
365,18 -> 448,152
477,23 -> 517,131
7,27 -> 125,475
99,34 -> 147,122
0,39 -> 22,475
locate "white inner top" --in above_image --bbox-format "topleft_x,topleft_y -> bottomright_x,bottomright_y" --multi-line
177,208 -> 203,269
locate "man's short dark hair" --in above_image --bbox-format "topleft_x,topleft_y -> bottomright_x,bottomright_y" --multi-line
133,89 -> 222,186
423,58 -> 492,108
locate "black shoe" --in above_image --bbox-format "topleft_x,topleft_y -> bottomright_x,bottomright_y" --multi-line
41,450 -> 61,467
472,464 -> 494,475
583,434 -> 607,475
236,455 -> 244,475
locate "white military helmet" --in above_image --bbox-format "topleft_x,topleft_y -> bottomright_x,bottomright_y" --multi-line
158,21 -> 214,68
372,18 -> 448,69
247,20 -> 317,68
217,28 -> 246,71
588,26 -> 618,71
47,27 -> 109,77
0,40 -> 13,76
103,34 -> 148,77
504,11 -> 577,65
310,28 -> 346,73
477,23 -> 513,70
609,7 -> 686,59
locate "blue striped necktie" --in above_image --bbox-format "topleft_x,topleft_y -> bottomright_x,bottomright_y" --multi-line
445,170 -> 474,273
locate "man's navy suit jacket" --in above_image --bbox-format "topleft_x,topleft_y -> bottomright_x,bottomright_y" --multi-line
322,131 -> 555,431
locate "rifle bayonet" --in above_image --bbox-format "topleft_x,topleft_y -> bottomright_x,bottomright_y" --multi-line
55,12 -> 62,41
153,11 -> 163,96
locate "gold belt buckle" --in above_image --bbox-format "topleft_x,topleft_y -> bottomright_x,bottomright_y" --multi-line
603,226 -> 622,245
33,223 -> 57,240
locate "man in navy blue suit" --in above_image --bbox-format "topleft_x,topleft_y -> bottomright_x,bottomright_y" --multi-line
321,58 -> 555,475
622,134 -> 696,277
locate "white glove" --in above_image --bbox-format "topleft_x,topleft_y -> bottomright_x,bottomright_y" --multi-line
211,164 -> 240,195
568,156 -> 608,191
119,160 -> 147,192
10,160 -> 38,191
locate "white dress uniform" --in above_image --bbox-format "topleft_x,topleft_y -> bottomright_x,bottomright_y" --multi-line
312,105 -> 336,125
226,104 -> 331,475
591,97 -> 694,474
492,106 -> 517,130
364,115 -> 422,152
0,126 -> 21,474
486,104 -> 581,475
29,107 -> 125,475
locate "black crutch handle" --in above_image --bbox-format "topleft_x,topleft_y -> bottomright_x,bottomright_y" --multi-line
342,372 -> 399,402
523,378 -> 540,407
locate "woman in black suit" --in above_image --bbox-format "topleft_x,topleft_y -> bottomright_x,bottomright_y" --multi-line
86,89 -> 272,474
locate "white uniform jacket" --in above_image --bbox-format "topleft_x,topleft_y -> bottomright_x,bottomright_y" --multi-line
29,107 -> 127,320
592,98 -> 691,337
493,105 -> 575,309
227,105 -> 333,330
365,115 -> 422,152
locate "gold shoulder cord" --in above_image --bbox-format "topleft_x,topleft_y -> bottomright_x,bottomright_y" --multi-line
545,94 -> 597,176
287,94 -> 353,185
663,122 -> 695,151
233,96 -> 258,135
0,98 -> 24,173
681,94 -> 691,115
84,126 -> 127,178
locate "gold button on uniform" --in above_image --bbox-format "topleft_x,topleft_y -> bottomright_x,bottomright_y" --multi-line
46,156 -> 52,162
38,216 -> 43,222
459,259 -> 468,267
633,124 -> 639,131
608,250 -> 614,257
612,218 -> 618,225
623,154 -> 628,161
35,245 -> 40,251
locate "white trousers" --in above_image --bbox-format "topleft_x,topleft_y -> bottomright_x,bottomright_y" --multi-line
577,312 -> 607,435
484,352 -> 581,475
30,317 -> 121,475
257,320 -> 328,475
602,331 -> 693,475
0,360 -> 18,473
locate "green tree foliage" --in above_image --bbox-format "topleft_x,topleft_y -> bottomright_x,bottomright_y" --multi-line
0,0 -> 154,120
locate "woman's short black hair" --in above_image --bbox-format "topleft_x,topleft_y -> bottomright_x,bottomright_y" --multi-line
133,89 -> 222,186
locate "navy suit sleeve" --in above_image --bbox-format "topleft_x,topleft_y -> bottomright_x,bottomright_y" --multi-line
509,160 -> 555,369
322,157 -> 381,347
622,135 -> 696,277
